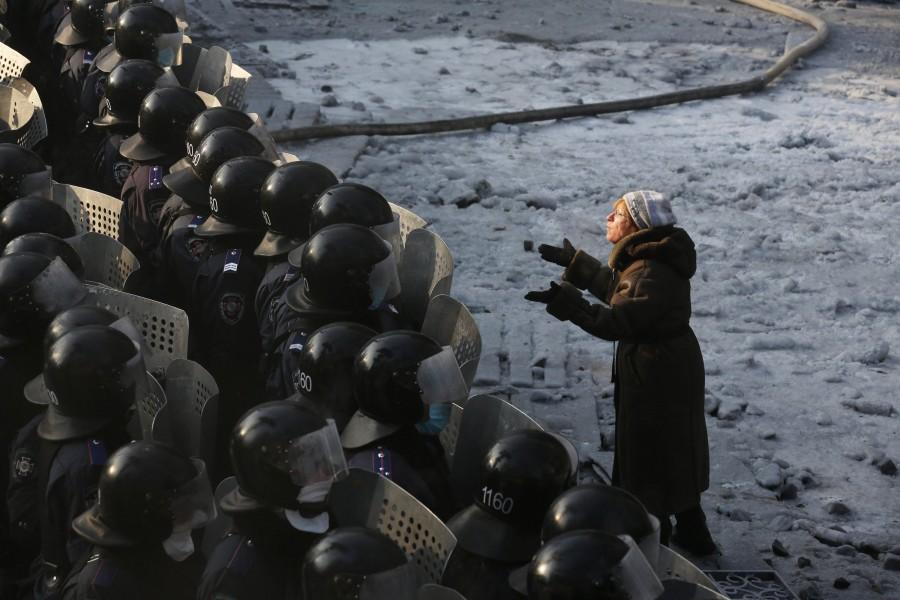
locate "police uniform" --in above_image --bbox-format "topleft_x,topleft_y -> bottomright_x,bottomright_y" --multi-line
119,161 -> 176,288
441,548 -> 527,600
266,287 -> 408,401
60,546 -> 203,600
254,260 -> 299,398
91,131 -> 133,198
156,212 -> 212,309
3,415 -> 42,597
33,431 -> 129,600
348,446 -> 441,513
188,240 -> 265,478
198,511 -> 321,600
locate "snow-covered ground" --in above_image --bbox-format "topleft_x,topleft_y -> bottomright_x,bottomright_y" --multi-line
195,0 -> 900,597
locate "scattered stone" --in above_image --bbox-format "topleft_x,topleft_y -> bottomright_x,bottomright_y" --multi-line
718,398 -> 748,421
523,240 -> 534,252
438,181 -> 478,208
826,501 -> 851,516
716,505 -> 752,522
518,194 -> 558,210
350,101 -> 366,112
772,539 -> 790,557
841,399 -> 894,417
704,392 -> 721,416
754,462 -> 783,490
320,85 -> 333,92
813,526 -> 852,547
465,86 -> 478,94
877,458 -> 897,476
835,545 -> 857,557
798,584 -> 822,600
321,94 -> 339,107
759,429 -> 777,440
868,450 -> 886,465
258,43 -> 269,53
774,458 -> 791,469
745,404 -> 765,416
798,556 -> 812,568
777,483 -> 798,501
412,47 -> 428,55
714,5 -> 727,12
768,514 -> 794,532
884,554 -> 900,571
836,1 -> 857,8
815,412 -> 832,426
611,114 -> 632,124
439,67 -> 451,75
855,341 -> 890,365
433,14 -> 449,23
833,577 -> 850,590
253,25 -> 268,33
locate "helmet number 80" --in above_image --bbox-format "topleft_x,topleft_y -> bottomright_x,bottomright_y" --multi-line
297,371 -> 313,393
481,486 -> 514,515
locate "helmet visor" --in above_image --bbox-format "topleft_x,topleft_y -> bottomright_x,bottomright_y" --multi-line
358,559 -> 421,600
247,115 -> 280,161
366,248 -> 401,310
17,168 -> 53,199
416,345 -> 468,405
155,32 -> 184,67
614,535 -> 665,600
170,458 -> 217,529
372,213 -> 403,265
276,420 -> 349,487
109,316 -> 153,368
9,257 -> 86,322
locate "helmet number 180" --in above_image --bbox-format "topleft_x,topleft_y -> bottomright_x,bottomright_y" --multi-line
481,486 -> 514,515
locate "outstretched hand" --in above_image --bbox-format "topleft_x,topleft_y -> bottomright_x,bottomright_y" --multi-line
538,238 -> 575,267
524,281 -> 561,305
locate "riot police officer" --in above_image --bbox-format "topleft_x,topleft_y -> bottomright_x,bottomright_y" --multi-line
92,4 -> 184,74
116,86 -> 207,285
0,143 -> 51,208
199,401 -> 348,599
0,196 -> 77,247
341,330 -> 466,518
254,161 -> 338,392
286,322 -> 376,427
61,441 -> 215,600
188,155 -> 274,477
90,59 -> 173,197
267,223 -> 408,399
27,326 -> 141,600
3,232 -> 85,279
157,125 -> 267,308
442,430 -> 573,600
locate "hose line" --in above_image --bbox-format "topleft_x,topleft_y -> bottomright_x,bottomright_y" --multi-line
271,0 -> 828,143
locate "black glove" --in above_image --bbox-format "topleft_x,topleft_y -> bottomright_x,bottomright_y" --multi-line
538,238 -> 575,267
524,282 -> 561,305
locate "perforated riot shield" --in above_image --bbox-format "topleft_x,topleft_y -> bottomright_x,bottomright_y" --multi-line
421,295 -> 481,392
417,584 -> 467,600
136,372 -> 172,442
214,63 -> 251,109
438,402 -> 463,469
67,232 -> 141,290
50,183 -> 122,238
655,545 -> 720,591
448,395 -> 544,507
164,358 -> 219,476
0,42 -> 29,83
82,284 -> 188,375
330,468 -> 457,584
388,202 -> 426,266
0,83 -> 41,148
397,229 -> 453,329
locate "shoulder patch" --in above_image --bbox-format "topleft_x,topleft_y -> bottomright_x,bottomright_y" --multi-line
373,447 -> 394,479
223,249 -> 241,274
12,448 -> 36,481
219,293 -> 246,325
282,266 -> 300,284
83,50 -> 96,65
188,215 -> 206,229
288,331 -> 308,353
87,439 -> 108,466
112,161 -> 131,186
186,235 -> 210,261
148,166 -> 164,190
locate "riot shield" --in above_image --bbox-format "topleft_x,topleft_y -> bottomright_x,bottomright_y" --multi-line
50,183 -> 122,238
437,402 -> 463,468
0,83 -> 41,148
82,284 -> 188,375
655,545 -> 719,591
0,42 -> 29,83
388,201 -> 426,268
448,395 -> 544,507
417,584 -> 467,600
137,372 -> 172,442
194,46 -> 231,94
171,43 -> 204,88
330,468 -> 457,584
9,78 -> 48,149
214,63 -> 251,109
163,358 -> 219,476
201,476 -> 237,558
397,229 -> 453,329
421,295 -> 481,392
68,232 -> 141,290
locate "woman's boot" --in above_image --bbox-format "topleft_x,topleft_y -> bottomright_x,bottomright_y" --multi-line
672,506 -> 717,556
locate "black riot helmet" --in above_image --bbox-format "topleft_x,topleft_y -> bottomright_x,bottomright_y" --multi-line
309,183 -> 394,234
302,527 -> 419,600
447,430 -> 572,562
289,223 -> 400,313
42,305 -> 118,356
38,325 -> 143,441
3,232 -> 85,279
73,441 -> 215,547
54,0 -> 108,46
0,253 -> 86,341
119,86 -> 207,162
0,143 -> 49,207
290,322 -> 376,432
255,161 -> 338,257
194,156 -> 274,237
0,196 -> 76,247
94,59 -> 170,127
98,5 -> 183,71
526,531 -> 665,600
341,330 -> 467,450
115,0 -> 189,30
163,126 -> 266,208
183,107 -> 255,162
221,401 -> 348,513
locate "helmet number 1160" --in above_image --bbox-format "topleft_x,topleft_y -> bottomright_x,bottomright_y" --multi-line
481,486 -> 514,514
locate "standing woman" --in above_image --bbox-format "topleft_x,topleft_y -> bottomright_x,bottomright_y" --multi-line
525,190 -> 715,555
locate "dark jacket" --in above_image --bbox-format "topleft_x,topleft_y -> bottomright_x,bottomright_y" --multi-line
546,226 -> 709,516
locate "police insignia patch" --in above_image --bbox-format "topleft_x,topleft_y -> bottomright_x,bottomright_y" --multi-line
219,293 -> 245,325
223,249 -> 241,274
148,166 -> 164,190
83,50 -> 96,65
113,161 -> 131,186
13,451 -> 35,481
186,237 -> 209,260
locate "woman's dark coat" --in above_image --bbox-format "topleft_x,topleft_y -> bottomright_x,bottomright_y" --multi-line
546,225 -> 708,516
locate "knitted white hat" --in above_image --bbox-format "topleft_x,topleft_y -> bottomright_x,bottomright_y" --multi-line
621,190 -> 676,230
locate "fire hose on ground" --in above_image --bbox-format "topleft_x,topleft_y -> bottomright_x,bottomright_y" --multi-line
270,0 -> 828,143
